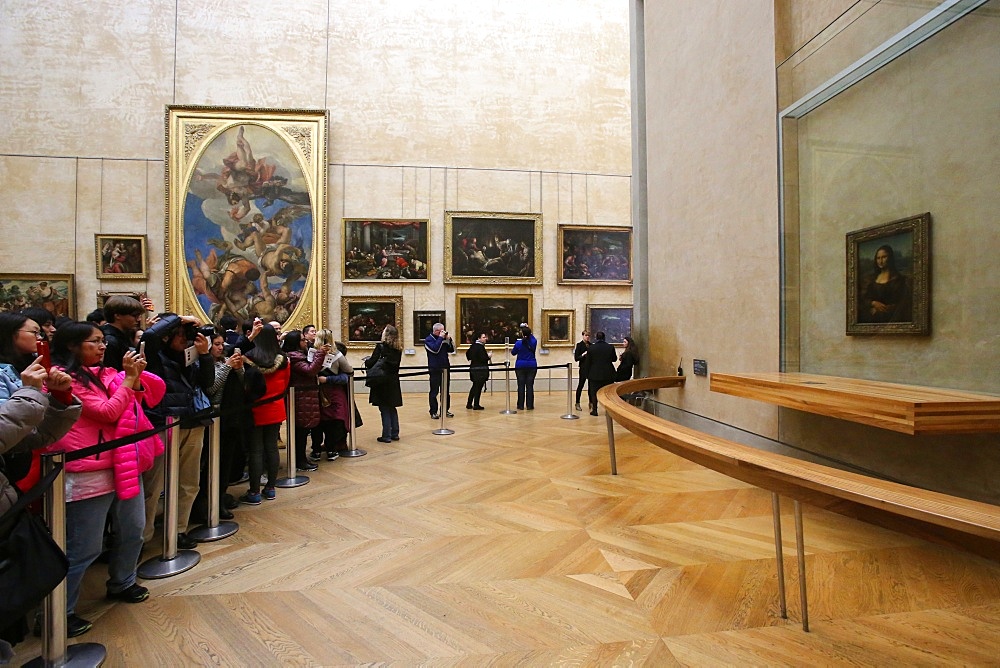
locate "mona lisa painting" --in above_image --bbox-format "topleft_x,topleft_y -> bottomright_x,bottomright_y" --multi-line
846,212 -> 930,335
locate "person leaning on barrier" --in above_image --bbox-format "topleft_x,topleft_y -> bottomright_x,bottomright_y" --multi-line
424,323 -> 454,419
0,339 -> 80,657
368,324 -> 403,442
45,322 -> 164,638
139,314 -> 215,549
585,331 -> 617,416
314,330 -> 356,459
465,331 -> 490,410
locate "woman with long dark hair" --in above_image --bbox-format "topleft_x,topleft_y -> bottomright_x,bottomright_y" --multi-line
283,329 -> 330,470
46,321 -> 165,637
859,244 -> 912,323
615,336 -> 640,381
240,324 -> 289,505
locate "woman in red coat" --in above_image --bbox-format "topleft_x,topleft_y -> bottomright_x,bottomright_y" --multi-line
239,325 -> 289,505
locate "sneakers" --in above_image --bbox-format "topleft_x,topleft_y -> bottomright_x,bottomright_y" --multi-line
308,450 -> 322,462
430,412 -> 440,419
575,403 -> 583,411
445,411 -> 455,418
327,451 -> 339,461
35,613 -> 93,638
262,486 -> 276,501
106,583 -> 149,603
240,491 -> 262,505
297,461 -> 318,472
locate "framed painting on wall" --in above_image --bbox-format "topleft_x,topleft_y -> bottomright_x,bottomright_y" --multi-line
96,291 -> 142,311
95,234 -> 148,279
444,211 -> 542,284
586,304 -> 633,345
341,296 -> 403,347
165,105 -> 328,331
343,218 -> 429,282
558,226 -> 632,284
413,310 -> 446,346
456,293 -> 532,346
0,274 -> 75,318
846,212 -> 930,335
541,309 -> 574,347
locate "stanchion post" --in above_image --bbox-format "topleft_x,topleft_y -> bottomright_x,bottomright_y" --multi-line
26,454 -> 106,668
772,493 -> 788,619
341,373 -> 366,457
277,389 -> 309,487
561,362 -> 579,420
433,368 -> 455,435
500,337 -> 516,415
138,417 -> 200,578
189,413 -> 238,541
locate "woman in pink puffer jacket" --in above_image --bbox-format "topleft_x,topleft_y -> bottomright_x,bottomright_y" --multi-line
44,322 -> 165,637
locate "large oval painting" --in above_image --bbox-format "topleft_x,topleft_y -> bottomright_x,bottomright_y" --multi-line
183,124 -> 312,325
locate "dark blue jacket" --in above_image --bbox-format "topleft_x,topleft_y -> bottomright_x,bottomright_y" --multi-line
424,333 -> 453,369
510,335 -> 538,368
140,315 -> 215,428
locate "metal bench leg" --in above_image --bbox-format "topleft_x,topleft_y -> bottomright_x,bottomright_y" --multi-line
772,493 -> 787,619
605,413 -> 617,475
794,500 -> 809,632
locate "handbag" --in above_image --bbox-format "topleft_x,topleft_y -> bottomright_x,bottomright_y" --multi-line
364,348 -> 391,388
0,465 -> 69,621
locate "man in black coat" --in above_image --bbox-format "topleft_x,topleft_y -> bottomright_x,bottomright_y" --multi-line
585,331 -> 617,416
573,330 -> 590,411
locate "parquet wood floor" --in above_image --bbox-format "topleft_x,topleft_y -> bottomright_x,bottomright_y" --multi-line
17,392 -> 1000,666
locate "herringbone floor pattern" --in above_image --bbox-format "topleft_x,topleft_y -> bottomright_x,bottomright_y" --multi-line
18,391 -> 1000,666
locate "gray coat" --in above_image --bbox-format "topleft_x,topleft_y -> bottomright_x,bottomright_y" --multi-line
0,385 -> 81,517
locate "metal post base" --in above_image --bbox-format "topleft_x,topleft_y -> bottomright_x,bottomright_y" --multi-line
561,413 -> 580,420
188,521 -> 239,542
432,427 -> 455,435
275,475 -> 309,488
338,448 -> 367,457
138,549 -> 200,579
24,642 -> 107,668
499,408 -> 517,415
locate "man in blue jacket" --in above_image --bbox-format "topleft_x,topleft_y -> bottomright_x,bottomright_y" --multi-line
424,323 -> 454,419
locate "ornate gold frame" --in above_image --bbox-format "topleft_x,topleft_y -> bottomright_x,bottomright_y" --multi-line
541,309 -> 574,347
95,234 -> 148,280
557,225 -> 632,285
341,295 -> 404,349
456,292 -> 533,346
444,211 -> 543,285
165,105 -> 328,329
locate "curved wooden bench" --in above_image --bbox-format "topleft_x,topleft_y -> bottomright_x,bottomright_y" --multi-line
598,377 -> 1000,561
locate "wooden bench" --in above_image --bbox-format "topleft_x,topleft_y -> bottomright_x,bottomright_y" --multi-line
597,377 -> 1000,629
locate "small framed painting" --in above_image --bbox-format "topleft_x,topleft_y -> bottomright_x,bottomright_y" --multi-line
413,310 -> 446,346
96,234 -> 148,279
541,309 -> 574,347
341,296 -> 403,347
558,226 -> 632,285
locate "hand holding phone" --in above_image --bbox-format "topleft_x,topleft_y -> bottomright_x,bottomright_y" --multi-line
138,341 -> 146,358
36,339 -> 52,370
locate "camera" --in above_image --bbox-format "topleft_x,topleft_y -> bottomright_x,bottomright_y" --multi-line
183,323 -> 217,341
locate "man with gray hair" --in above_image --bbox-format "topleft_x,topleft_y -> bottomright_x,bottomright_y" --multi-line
423,322 -> 454,419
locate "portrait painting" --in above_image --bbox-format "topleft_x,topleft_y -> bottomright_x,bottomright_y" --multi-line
541,309 -> 574,347
413,310 -> 446,346
444,211 -> 542,284
341,296 -> 404,347
343,219 -> 429,282
0,274 -> 75,318
558,226 -> 632,284
586,305 -> 633,345
846,212 -> 930,335
456,293 -> 532,346
165,106 -> 328,331
95,234 -> 148,279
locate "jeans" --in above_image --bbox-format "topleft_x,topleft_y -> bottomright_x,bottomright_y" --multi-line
515,367 -> 537,409
65,483 -> 145,613
428,369 -> 450,415
379,405 -> 399,439
247,423 -> 281,493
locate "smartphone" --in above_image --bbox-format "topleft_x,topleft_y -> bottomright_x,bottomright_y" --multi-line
234,347 -> 241,356
36,339 -> 51,369
138,341 -> 146,358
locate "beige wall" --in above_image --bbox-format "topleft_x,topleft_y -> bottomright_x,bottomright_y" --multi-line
0,0 -> 633,373
642,0 -> 781,437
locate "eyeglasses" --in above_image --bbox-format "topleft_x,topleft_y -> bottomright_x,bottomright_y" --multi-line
84,338 -> 107,345
20,328 -> 42,337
